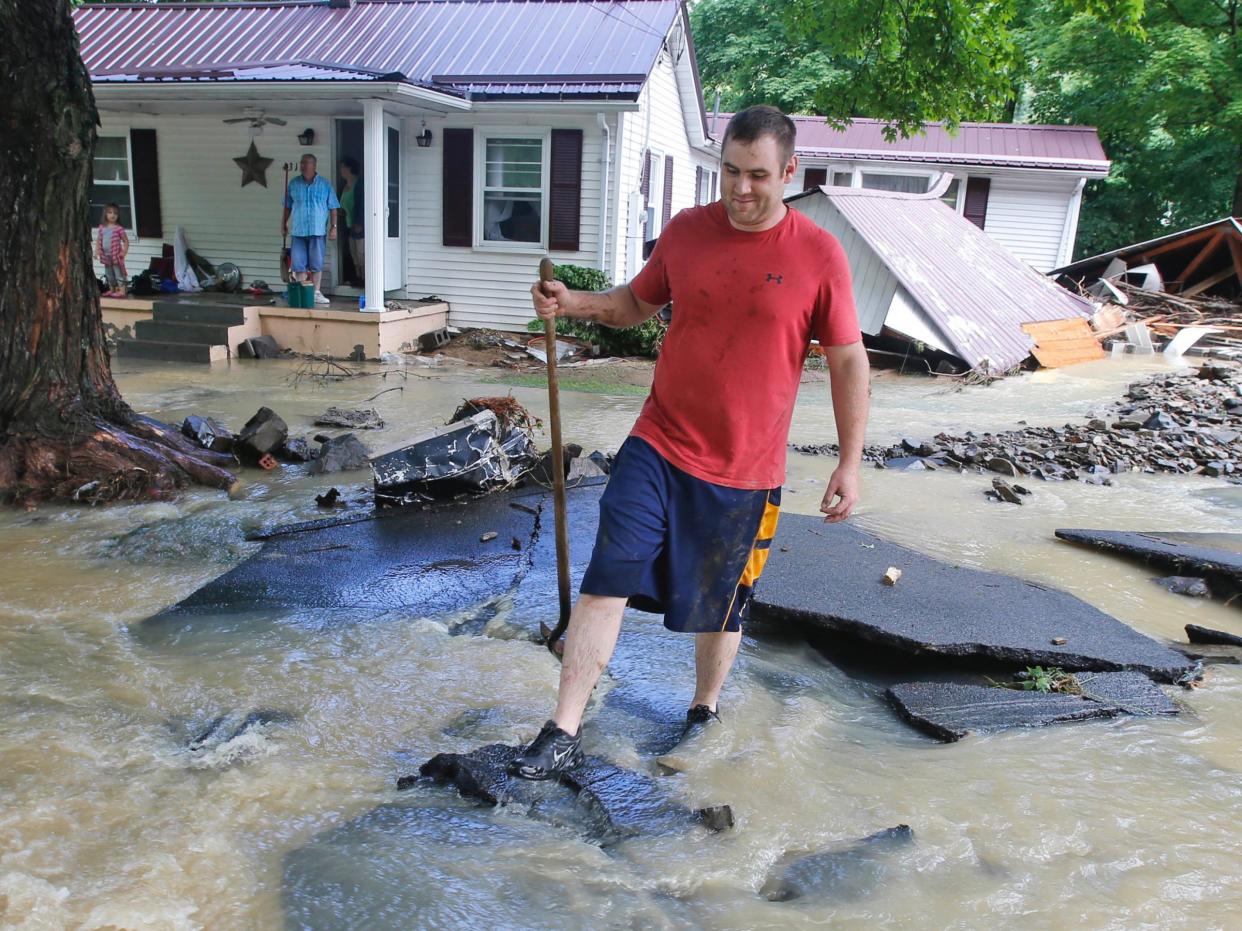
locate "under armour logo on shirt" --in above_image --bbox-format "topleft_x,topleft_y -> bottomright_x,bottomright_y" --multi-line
766,273 -> 783,284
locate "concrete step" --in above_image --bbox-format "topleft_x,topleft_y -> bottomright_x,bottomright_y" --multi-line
115,338 -> 227,364
151,301 -> 248,326
135,318 -> 235,345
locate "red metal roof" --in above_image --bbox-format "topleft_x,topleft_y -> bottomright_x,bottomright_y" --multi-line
790,185 -> 1093,371
74,0 -> 677,98
709,113 -> 1109,174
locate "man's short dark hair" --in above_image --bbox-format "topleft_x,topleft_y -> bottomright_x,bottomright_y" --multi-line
722,105 -> 796,165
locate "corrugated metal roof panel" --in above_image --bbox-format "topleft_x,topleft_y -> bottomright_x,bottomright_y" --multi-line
708,113 -> 1110,173
792,186 -> 1093,371
75,0 -> 675,97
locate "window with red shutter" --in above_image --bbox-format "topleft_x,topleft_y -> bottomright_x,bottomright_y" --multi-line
963,177 -> 991,229
548,129 -> 582,252
802,167 -> 827,191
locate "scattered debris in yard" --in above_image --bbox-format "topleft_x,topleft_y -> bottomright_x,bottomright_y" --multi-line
794,368 -> 1242,481
882,566 -> 902,586
314,407 -> 385,430
370,398 -> 539,506
1155,576 -> 1212,598
1052,217 -> 1242,360
315,488 -> 342,508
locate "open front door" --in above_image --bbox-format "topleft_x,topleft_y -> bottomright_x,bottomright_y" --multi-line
383,116 -> 404,292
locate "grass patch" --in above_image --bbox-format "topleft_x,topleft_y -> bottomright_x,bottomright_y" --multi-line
484,373 -> 649,396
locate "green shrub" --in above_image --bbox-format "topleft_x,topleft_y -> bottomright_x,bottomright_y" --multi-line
527,263 -> 665,358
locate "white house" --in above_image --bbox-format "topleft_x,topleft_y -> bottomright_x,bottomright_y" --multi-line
75,0 -> 719,334
708,113 -> 1111,272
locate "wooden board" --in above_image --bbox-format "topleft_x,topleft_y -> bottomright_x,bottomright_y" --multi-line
1022,318 -> 1108,368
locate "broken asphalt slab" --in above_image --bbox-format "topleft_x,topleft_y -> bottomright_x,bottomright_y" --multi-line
1186,624 -> 1242,648
760,825 -> 914,903
409,742 -> 731,845
1055,529 -> 1242,598
752,514 -> 1197,683
886,672 -> 1178,742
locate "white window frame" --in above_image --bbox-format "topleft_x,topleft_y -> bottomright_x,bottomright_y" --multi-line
645,147 -> 665,240
473,128 -> 551,253
92,134 -> 138,235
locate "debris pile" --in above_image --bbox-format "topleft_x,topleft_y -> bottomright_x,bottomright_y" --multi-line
794,368 -> 1242,481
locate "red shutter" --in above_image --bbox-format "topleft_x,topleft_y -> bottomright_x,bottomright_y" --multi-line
639,150 -> 651,207
803,167 -> 828,191
129,128 -> 161,238
695,165 -> 704,205
548,129 -> 583,252
963,177 -> 991,229
662,155 -> 674,227
442,129 -> 473,247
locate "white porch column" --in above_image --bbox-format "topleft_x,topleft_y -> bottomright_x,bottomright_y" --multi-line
362,98 -> 385,313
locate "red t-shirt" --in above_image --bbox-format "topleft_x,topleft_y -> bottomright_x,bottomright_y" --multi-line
628,201 -> 861,490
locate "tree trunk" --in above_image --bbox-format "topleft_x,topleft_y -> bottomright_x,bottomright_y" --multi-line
0,0 -> 235,506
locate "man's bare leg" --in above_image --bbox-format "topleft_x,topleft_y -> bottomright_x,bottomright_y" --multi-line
691,629 -> 742,711
551,593 -> 628,734
312,270 -> 323,292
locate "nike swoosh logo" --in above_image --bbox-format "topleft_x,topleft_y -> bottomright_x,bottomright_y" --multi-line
551,745 -> 575,767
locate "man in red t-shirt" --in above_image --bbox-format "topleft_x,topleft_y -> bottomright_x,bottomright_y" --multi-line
510,105 -> 870,780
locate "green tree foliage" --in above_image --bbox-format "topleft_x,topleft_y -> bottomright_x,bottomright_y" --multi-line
1022,0 -> 1242,257
694,0 -> 1140,137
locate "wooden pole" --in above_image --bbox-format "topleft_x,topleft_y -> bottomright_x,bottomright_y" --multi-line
539,257 -> 573,653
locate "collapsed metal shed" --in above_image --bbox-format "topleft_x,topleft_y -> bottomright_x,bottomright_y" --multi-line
788,179 -> 1094,372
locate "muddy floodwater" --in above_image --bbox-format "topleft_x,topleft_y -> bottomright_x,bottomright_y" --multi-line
2,356 -> 1240,929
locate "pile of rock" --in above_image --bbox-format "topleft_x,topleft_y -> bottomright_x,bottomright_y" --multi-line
794,366 -> 1241,483
180,407 -> 371,474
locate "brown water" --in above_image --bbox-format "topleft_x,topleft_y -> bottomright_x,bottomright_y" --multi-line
2,356 -> 1240,929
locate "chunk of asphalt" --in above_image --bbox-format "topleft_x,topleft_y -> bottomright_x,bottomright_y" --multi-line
411,742 -> 730,846
752,514 -> 1197,683
760,825 -> 915,902
886,671 -> 1177,742
1186,624 -> 1242,648
1055,529 -> 1242,595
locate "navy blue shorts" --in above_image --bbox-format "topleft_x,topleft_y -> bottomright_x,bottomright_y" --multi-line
580,437 -> 781,633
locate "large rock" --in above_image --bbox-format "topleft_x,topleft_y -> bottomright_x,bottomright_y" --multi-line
752,515 -> 1198,683
760,825 -> 915,902
180,414 -> 234,453
1055,529 -> 1242,596
886,672 -> 1177,742
310,432 -> 370,473
235,406 -> 288,464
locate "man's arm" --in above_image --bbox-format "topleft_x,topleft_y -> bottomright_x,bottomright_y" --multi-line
819,340 -> 870,522
282,206 -> 291,235
531,281 -> 662,330
327,207 -> 338,241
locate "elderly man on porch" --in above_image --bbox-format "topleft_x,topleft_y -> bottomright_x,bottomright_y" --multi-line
282,153 -> 339,306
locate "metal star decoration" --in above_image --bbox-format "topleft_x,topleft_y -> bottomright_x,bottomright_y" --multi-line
234,141 -> 273,187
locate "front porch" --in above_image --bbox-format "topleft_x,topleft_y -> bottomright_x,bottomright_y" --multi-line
103,292 -> 449,363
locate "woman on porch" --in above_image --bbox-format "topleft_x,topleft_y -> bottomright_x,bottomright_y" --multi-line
338,157 -> 365,288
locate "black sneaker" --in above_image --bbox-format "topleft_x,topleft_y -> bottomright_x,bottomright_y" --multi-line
507,720 -> 583,780
685,704 -> 721,732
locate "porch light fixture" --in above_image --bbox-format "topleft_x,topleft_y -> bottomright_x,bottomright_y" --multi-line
416,127 -> 433,148
297,127 -> 315,146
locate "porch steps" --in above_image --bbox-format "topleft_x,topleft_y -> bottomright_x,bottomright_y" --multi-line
114,338 -> 228,364
115,300 -> 259,364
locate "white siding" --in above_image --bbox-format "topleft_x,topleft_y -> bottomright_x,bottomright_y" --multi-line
983,173 -> 1078,272
93,113 -> 334,288
790,196 -> 896,336
405,113 -> 607,332
612,48 -> 701,285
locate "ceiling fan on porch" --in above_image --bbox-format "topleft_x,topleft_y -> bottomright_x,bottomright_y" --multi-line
222,108 -> 287,132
